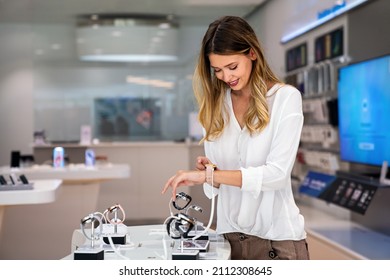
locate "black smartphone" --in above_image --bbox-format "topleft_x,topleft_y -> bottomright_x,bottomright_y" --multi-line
9,174 -> 19,184
0,175 -> 7,185
19,174 -> 29,184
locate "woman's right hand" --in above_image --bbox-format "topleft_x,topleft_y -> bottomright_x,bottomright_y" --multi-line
196,156 -> 213,171
162,170 -> 205,200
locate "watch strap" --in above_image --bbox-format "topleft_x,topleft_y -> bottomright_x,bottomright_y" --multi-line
205,163 -> 217,185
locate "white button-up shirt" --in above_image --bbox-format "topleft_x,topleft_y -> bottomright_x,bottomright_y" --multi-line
203,84 -> 306,240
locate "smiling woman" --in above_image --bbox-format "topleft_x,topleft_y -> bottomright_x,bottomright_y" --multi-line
162,15 -> 309,260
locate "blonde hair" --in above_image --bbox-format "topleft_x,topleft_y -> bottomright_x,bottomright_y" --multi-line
193,16 -> 281,142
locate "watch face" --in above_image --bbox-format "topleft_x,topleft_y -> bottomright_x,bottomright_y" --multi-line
173,192 -> 192,210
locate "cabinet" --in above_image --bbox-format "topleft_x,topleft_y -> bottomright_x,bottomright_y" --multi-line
306,231 -> 363,260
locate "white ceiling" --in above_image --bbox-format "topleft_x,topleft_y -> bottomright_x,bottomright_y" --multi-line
0,0 -> 269,25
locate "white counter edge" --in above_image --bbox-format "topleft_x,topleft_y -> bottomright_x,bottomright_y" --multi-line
0,179 -> 62,205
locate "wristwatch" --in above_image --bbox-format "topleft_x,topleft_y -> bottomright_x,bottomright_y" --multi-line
205,163 -> 217,185
172,192 -> 192,210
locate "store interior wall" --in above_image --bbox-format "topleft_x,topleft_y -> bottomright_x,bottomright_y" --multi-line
0,0 -> 354,166
2,0 -> 390,259
0,24 -> 34,166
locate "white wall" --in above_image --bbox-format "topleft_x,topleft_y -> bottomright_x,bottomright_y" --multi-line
0,24 -> 34,165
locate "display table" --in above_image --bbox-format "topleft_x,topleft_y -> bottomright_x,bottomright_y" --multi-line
0,179 -> 62,206
0,164 -> 130,260
64,224 -> 231,260
0,179 -> 62,245
0,163 -> 130,183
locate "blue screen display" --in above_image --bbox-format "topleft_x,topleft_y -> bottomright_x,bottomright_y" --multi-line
338,54 -> 390,166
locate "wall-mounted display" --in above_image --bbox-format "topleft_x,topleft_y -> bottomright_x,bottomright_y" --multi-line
338,53 -> 390,167
286,43 -> 307,72
315,27 -> 343,63
94,97 -> 161,140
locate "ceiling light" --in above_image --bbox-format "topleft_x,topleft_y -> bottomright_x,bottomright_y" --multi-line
75,14 -> 179,63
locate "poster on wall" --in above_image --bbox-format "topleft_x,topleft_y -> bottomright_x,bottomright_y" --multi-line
94,97 -> 161,140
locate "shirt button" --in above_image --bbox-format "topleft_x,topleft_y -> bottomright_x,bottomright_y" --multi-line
269,250 -> 277,259
239,234 -> 246,241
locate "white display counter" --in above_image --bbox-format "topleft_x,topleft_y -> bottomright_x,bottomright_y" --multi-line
0,179 -> 62,246
299,202 -> 390,260
64,224 -> 231,260
0,179 -> 62,206
0,163 -> 130,260
0,163 -> 129,182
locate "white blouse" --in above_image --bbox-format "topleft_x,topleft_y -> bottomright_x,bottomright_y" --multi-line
203,83 -> 306,241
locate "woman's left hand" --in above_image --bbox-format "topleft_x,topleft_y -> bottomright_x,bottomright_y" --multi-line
161,170 -> 205,200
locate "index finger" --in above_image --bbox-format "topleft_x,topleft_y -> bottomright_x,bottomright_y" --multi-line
161,175 -> 174,194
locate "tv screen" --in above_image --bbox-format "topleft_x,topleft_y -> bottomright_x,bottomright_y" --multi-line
94,97 -> 161,140
338,54 -> 390,166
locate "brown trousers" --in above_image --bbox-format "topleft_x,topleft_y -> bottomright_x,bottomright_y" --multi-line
224,232 -> 310,260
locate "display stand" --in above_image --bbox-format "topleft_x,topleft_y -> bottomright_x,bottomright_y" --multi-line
166,192 -> 210,260
102,204 -> 127,245
379,161 -> 390,185
172,236 -> 199,260
299,170 -> 387,215
74,213 -> 104,260
0,184 -> 34,191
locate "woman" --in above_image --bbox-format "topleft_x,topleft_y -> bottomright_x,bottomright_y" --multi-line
162,16 -> 309,260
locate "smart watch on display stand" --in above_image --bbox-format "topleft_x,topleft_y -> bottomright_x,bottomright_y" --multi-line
102,204 -> 127,245
74,213 -> 104,260
172,192 -> 192,210
167,192 -> 210,260
185,205 -> 208,241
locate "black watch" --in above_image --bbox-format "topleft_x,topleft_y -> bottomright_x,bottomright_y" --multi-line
172,192 -> 192,210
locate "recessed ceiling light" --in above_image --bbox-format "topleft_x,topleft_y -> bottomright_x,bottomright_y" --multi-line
158,23 -> 171,29
51,44 -> 61,50
111,31 -> 123,37
80,54 -> 177,62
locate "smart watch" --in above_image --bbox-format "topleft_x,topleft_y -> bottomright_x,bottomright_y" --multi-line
205,163 -> 217,185
172,192 -> 192,210
104,204 -> 125,225
80,213 -> 103,241
166,213 -> 195,239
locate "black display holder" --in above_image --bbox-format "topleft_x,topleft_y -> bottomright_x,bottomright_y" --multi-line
319,170 -> 389,215
300,168 -> 390,215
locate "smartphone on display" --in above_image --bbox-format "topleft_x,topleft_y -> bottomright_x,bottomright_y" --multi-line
19,174 -> 29,184
0,175 -> 7,185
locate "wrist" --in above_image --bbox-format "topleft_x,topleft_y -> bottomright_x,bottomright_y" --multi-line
205,163 -> 217,185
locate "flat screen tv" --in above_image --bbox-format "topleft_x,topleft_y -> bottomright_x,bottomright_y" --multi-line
338,54 -> 390,166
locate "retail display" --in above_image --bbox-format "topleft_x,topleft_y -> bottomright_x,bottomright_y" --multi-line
102,203 -> 127,245
165,191 -> 210,260
74,212 -> 104,260
338,53 -> 390,167
0,173 -> 34,191
52,147 -> 65,168
299,171 -> 378,214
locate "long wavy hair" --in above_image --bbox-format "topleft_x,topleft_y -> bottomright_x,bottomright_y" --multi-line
193,16 -> 281,142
